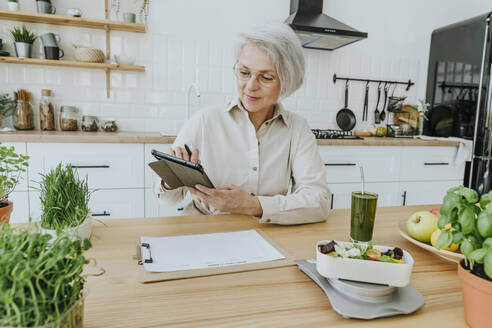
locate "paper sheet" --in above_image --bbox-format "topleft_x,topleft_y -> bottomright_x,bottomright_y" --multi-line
140,230 -> 285,272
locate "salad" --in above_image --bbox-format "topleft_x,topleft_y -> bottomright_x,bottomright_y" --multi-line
318,240 -> 405,264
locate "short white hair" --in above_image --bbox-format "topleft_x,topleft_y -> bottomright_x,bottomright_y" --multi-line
235,24 -> 305,99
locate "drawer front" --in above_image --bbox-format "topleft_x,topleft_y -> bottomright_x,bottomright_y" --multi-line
144,144 -> 172,188
399,180 -> 461,206
399,146 -> 464,181
328,182 -> 400,209
27,143 -> 144,189
8,191 -> 30,223
30,188 -> 145,220
1,142 -> 28,191
145,188 -> 190,218
319,146 -> 400,183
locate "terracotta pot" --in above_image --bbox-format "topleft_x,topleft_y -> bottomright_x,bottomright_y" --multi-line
458,260 -> 492,328
0,201 -> 13,224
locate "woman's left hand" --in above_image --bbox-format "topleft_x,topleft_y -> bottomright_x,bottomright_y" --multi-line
189,184 -> 263,216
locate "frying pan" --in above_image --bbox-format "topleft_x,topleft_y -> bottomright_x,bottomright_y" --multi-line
336,82 -> 356,131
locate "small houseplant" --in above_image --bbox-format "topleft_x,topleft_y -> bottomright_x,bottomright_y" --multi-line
35,163 -> 93,239
436,186 -> 492,328
7,0 -> 19,11
0,224 -> 103,327
0,143 -> 29,224
10,25 -> 37,58
0,93 -> 16,127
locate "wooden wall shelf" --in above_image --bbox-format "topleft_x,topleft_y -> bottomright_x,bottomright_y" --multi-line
0,56 -> 145,72
0,10 -> 146,33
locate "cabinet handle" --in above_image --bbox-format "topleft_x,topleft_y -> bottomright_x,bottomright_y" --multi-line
424,162 -> 449,166
330,193 -> 334,210
71,165 -> 110,169
92,211 -> 111,217
324,163 -> 357,166
402,191 -> 407,206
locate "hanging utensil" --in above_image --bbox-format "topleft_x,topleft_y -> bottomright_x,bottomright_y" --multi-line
379,83 -> 390,122
362,82 -> 369,121
374,82 -> 382,124
336,81 -> 356,131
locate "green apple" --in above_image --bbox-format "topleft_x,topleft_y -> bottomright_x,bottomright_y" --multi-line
407,211 -> 439,243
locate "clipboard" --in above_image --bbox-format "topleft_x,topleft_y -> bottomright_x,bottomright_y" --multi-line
148,149 -> 214,189
135,229 -> 295,283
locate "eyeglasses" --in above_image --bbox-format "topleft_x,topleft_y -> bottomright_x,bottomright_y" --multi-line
233,64 -> 279,87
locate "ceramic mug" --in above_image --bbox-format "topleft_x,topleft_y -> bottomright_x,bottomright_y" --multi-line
40,33 -> 61,47
44,46 -> 64,60
123,12 -> 136,23
36,1 -> 56,14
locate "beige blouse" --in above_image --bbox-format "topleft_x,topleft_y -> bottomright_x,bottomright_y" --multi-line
153,99 -> 331,225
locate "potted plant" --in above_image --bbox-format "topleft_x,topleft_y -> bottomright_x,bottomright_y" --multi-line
0,143 -> 29,224
35,163 -> 93,239
0,93 -> 16,127
436,186 -> 492,328
7,0 -> 19,11
10,25 -> 37,58
0,224 -> 104,327
136,0 -> 150,24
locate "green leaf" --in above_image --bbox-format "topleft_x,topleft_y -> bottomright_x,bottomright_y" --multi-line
461,238 -> 477,257
453,232 -> 465,244
483,237 -> 492,250
469,248 -> 487,264
477,211 -> 492,238
459,206 -> 476,234
484,250 -> 492,280
441,192 -> 461,216
436,229 -> 453,249
481,191 -> 492,209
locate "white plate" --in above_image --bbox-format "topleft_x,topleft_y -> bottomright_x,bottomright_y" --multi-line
398,219 -> 464,263
316,240 -> 414,287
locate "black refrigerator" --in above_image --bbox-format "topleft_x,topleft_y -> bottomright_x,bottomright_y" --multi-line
425,12 -> 492,195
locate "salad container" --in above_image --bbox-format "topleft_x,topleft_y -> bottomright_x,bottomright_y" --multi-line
316,240 -> 414,287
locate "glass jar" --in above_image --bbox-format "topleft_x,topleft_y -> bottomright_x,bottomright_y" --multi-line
101,119 -> 118,132
60,106 -> 79,131
14,100 -> 34,130
39,89 -> 55,131
81,115 -> 99,132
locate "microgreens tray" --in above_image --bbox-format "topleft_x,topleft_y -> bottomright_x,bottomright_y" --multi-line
316,240 -> 414,287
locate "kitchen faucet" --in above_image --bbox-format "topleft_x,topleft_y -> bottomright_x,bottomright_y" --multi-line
186,83 -> 201,121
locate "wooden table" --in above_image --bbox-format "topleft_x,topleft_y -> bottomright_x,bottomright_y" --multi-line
84,205 -> 465,327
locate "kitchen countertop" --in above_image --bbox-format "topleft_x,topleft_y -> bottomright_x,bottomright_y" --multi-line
0,130 -> 461,146
77,205 -> 464,327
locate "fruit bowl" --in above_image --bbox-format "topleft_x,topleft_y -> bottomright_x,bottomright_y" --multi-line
316,240 -> 414,287
398,219 -> 464,263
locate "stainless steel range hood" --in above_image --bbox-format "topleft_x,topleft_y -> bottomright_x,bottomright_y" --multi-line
284,0 -> 368,51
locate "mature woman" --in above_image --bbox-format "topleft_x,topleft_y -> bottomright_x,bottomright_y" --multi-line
153,24 -> 331,225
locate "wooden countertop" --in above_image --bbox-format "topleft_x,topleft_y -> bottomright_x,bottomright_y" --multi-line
0,131 -> 460,146
82,205 -> 465,327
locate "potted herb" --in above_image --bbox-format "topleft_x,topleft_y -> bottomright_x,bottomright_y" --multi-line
35,163 -> 93,239
136,0 -> 150,24
0,224 -> 104,327
7,0 -> 19,11
10,25 -> 37,58
0,93 -> 16,127
436,186 -> 492,328
0,143 -> 29,224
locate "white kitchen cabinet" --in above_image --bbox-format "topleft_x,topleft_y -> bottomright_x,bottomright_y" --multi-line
30,188 -> 145,220
399,146 -> 465,181
144,188 -> 190,218
8,191 -> 30,223
398,180 -> 462,206
328,182 -> 400,209
319,146 -> 400,183
27,143 -> 145,189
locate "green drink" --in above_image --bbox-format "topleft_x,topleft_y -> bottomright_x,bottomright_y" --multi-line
350,191 -> 378,242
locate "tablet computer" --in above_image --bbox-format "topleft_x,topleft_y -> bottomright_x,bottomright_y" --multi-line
148,149 -> 214,189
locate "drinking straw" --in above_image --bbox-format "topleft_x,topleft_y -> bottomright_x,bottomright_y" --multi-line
360,166 -> 365,195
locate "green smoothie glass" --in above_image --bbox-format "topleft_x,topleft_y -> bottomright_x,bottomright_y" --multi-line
350,191 -> 378,242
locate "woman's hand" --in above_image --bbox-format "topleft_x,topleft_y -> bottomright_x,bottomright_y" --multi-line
189,184 -> 263,217
160,145 -> 201,190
